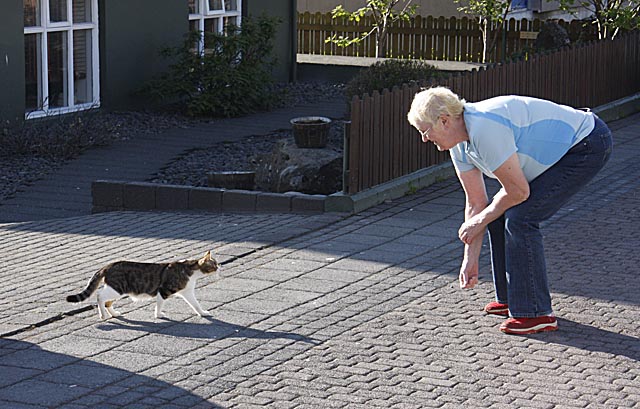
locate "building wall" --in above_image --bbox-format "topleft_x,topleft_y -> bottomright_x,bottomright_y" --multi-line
0,0 -> 26,122
0,0 -> 295,122
244,0 -> 297,82
297,0 -> 466,19
98,0 -> 187,111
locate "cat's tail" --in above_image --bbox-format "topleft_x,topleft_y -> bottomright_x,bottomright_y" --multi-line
66,268 -> 106,303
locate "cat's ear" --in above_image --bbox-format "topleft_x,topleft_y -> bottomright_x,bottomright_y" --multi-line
198,251 -> 209,266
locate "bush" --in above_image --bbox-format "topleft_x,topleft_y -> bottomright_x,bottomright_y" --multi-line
142,14 -> 282,118
535,21 -> 571,52
345,59 -> 441,101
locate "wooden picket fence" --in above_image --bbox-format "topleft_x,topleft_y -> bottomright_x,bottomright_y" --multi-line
346,31 -> 640,194
298,12 -> 595,63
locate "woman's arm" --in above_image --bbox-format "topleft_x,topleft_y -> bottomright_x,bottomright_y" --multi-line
456,167 -> 489,289
458,153 -> 530,245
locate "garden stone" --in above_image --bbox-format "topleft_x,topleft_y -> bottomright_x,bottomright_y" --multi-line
253,139 -> 342,195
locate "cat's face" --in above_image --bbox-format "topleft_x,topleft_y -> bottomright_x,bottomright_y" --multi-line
198,251 -> 219,274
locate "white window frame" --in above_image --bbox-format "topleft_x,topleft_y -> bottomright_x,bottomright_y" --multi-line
189,0 -> 242,54
24,0 -> 100,119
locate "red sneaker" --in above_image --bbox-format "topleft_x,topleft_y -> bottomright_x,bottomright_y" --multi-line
500,316 -> 558,335
484,301 -> 509,316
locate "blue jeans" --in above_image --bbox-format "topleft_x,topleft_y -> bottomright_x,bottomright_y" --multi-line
487,116 -> 613,318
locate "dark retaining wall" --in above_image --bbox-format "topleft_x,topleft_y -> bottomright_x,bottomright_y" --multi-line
92,180 -> 329,214
91,162 -> 457,215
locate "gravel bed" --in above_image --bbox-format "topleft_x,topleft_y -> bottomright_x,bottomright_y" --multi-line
0,157 -> 60,202
0,111 -> 194,203
276,81 -> 346,106
0,81 -> 345,204
148,120 -> 346,187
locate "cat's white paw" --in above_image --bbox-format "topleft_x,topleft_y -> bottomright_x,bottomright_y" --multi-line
109,310 -> 121,317
197,310 -> 211,317
155,312 -> 167,319
98,307 -> 109,320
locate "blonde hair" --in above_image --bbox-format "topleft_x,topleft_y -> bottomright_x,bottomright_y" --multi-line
407,86 -> 465,128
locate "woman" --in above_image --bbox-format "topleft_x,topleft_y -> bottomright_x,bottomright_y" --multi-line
407,87 -> 612,335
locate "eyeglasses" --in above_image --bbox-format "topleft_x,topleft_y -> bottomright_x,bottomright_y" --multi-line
419,126 -> 432,140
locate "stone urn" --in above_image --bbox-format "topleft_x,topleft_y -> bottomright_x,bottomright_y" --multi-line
290,116 -> 331,148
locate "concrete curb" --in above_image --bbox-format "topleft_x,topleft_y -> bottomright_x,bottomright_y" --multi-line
92,181 -> 332,214
91,162 -> 453,215
593,92 -> 640,122
325,162 -> 455,213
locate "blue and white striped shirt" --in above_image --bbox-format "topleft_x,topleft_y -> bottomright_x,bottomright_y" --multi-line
450,96 -> 595,182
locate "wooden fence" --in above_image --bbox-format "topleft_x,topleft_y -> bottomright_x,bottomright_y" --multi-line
298,12 -> 595,63
346,31 -> 640,194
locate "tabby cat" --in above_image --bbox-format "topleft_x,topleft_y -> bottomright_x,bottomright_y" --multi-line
66,251 -> 219,320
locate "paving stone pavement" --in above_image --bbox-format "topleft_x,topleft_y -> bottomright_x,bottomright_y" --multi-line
0,113 -> 638,408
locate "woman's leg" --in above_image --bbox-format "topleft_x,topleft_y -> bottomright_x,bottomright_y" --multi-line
504,117 -> 613,317
504,209 -> 550,317
487,215 -> 508,304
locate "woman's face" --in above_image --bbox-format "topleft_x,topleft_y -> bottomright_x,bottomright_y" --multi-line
415,116 -> 457,151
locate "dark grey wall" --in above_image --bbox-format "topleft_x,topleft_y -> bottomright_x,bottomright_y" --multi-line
0,0 -> 296,121
0,0 -> 26,122
98,0 -> 187,110
297,62 -> 364,83
244,0 -> 297,82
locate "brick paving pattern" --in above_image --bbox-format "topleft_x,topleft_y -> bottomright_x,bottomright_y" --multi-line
0,112 -> 638,408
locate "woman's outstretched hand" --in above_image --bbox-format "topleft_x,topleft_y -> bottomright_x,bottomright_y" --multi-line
459,257 -> 479,289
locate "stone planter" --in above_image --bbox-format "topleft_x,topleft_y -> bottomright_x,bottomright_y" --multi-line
290,116 -> 331,148
208,171 -> 255,190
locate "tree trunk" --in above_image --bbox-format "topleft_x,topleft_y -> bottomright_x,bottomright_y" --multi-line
375,27 -> 387,58
481,18 -> 488,63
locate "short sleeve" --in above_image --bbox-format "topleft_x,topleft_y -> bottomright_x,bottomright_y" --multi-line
472,122 -> 517,172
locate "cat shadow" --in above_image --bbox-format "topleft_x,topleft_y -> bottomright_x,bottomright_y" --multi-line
525,318 -> 640,362
97,316 -> 321,345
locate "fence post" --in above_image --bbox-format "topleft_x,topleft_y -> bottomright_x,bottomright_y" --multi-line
342,121 -> 351,194
348,96 -> 361,194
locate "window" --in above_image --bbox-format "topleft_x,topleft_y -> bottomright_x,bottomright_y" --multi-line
23,0 -> 99,118
188,0 -> 241,53
511,0 -> 528,9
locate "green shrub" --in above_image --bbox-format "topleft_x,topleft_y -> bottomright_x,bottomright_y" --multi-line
345,59 -> 441,101
142,14 -> 282,118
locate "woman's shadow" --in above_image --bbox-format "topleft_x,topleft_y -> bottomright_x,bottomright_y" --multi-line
535,318 -> 639,362
0,338 -> 224,407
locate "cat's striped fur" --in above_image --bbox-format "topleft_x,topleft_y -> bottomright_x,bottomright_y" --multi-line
66,251 -> 219,320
